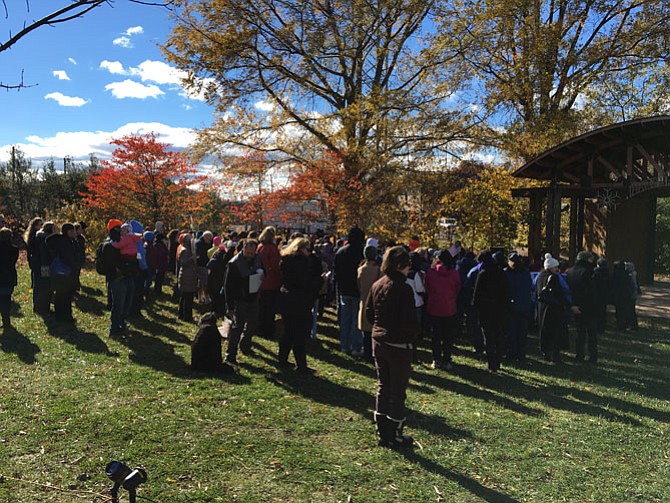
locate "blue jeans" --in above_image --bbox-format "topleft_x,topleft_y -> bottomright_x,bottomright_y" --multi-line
338,295 -> 362,352
109,275 -> 134,333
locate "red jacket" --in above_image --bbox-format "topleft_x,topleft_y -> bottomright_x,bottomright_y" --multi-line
425,264 -> 461,317
257,242 -> 281,291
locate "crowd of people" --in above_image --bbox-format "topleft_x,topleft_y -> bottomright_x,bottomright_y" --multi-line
0,213 -> 644,449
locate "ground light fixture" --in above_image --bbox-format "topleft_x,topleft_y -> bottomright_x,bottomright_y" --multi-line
105,460 -> 147,503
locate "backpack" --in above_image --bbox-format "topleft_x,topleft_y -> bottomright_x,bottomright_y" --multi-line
95,240 -> 112,276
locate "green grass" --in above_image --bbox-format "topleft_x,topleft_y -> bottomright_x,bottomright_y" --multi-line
1,264 -> 669,502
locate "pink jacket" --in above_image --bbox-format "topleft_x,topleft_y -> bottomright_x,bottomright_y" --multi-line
424,264 -> 461,318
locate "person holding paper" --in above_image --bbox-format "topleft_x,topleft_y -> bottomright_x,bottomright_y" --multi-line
224,238 -> 263,365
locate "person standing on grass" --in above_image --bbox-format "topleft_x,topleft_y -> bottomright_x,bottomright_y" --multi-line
424,249 -> 461,371
177,232 -> 198,322
224,238 -> 263,365
365,246 -> 419,449
536,253 -> 570,363
24,217 -> 44,311
277,237 -> 322,373
101,220 -> 137,337
592,258 -> 611,335
566,251 -> 598,364
257,226 -> 281,340
357,244 -> 382,362
0,227 -> 19,331
46,223 -> 81,324
334,226 -> 366,356
195,231 -> 213,304
34,221 -> 56,316
505,252 -> 532,364
472,251 -> 510,373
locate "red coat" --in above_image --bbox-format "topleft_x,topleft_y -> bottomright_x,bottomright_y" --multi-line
257,242 -> 281,291
424,264 -> 461,318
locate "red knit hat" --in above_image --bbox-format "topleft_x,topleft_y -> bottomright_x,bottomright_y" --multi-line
107,219 -> 123,233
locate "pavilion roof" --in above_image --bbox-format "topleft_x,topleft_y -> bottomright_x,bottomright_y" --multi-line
512,116 -> 670,187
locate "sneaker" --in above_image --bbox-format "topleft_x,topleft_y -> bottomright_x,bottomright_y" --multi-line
430,361 -> 441,370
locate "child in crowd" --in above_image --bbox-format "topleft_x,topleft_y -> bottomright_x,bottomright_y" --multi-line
113,222 -> 142,260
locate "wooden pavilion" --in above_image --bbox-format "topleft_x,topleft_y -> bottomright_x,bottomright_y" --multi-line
512,116 -> 670,284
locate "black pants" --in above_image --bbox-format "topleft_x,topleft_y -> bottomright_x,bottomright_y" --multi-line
480,317 -> 505,371
52,275 -> 75,322
373,339 -> 412,420
574,312 -> 598,360
258,289 -> 279,339
429,314 -> 458,363
226,300 -> 259,361
0,292 -> 11,326
279,314 -> 311,368
466,305 -> 484,353
178,292 -> 194,321
506,309 -> 530,361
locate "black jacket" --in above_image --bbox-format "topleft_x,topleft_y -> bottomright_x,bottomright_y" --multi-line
277,253 -> 322,316
224,252 -> 263,309
566,260 -> 596,312
473,264 -> 510,323
334,243 -> 364,297
46,234 -> 81,273
0,241 -> 19,288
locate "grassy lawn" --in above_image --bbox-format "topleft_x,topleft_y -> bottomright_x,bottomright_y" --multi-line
1,264 -> 669,502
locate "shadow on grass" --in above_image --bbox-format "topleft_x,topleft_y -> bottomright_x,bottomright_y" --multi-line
401,450 -> 520,503
0,328 -> 40,364
10,300 -> 24,319
74,292 -> 109,316
264,366 -> 472,440
45,319 -> 118,356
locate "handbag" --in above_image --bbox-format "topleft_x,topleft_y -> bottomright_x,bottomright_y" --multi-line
50,256 -> 72,277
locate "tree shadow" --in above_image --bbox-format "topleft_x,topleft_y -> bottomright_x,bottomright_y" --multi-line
401,450 -> 520,503
45,320 -> 117,356
413,366 -> 543,418
0,328 -> 40,364
454,363 -> 645,425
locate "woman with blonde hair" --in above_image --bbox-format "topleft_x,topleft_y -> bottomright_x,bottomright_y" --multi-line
277,237 -> 322,373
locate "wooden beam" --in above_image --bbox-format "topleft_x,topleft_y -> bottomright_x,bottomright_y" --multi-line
626,144 -> 633,179
635,143 -> 662,176
597,155 -> 622,179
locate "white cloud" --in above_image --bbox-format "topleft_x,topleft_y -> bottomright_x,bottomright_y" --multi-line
254,100 -> 275,112
125,26 -> 144,36
0,123 -> 198,163
134,60 -> 185,85
52,70 -> 70,81
68,57 -> 77,65
113,36 -> 132,48
105,80 -> 164,99
44,92 -> 88,107
99,60 -> 127,75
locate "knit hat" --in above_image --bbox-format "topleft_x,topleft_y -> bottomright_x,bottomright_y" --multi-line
544,253 -> 559,270
364,245 -> 378,261
154,221 -> 164,233
107,219 -> 123,233
130,220 -> 144,234
366,237 -> 378,248
213,236 -> 222,246
121,223 -> 132,233
508,251 -> 521,262
143,231 -> 155,242
61,222 -> 75,233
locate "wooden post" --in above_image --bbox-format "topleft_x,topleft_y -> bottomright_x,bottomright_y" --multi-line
528,191 -> 543,261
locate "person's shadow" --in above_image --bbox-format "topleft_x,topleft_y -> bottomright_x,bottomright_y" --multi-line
0,328 -> 41,364
401,449 -> 520,502
45,320 -> 117,356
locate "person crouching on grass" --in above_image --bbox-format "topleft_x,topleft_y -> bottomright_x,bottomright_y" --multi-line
365,246 -> 419,449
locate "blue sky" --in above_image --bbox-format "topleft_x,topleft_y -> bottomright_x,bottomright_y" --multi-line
0,1 -> 215,167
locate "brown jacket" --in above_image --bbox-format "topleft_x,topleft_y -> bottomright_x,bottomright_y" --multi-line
365,271 -> 420,344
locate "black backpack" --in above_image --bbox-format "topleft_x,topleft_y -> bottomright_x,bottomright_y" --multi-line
95,240 -> 112,276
